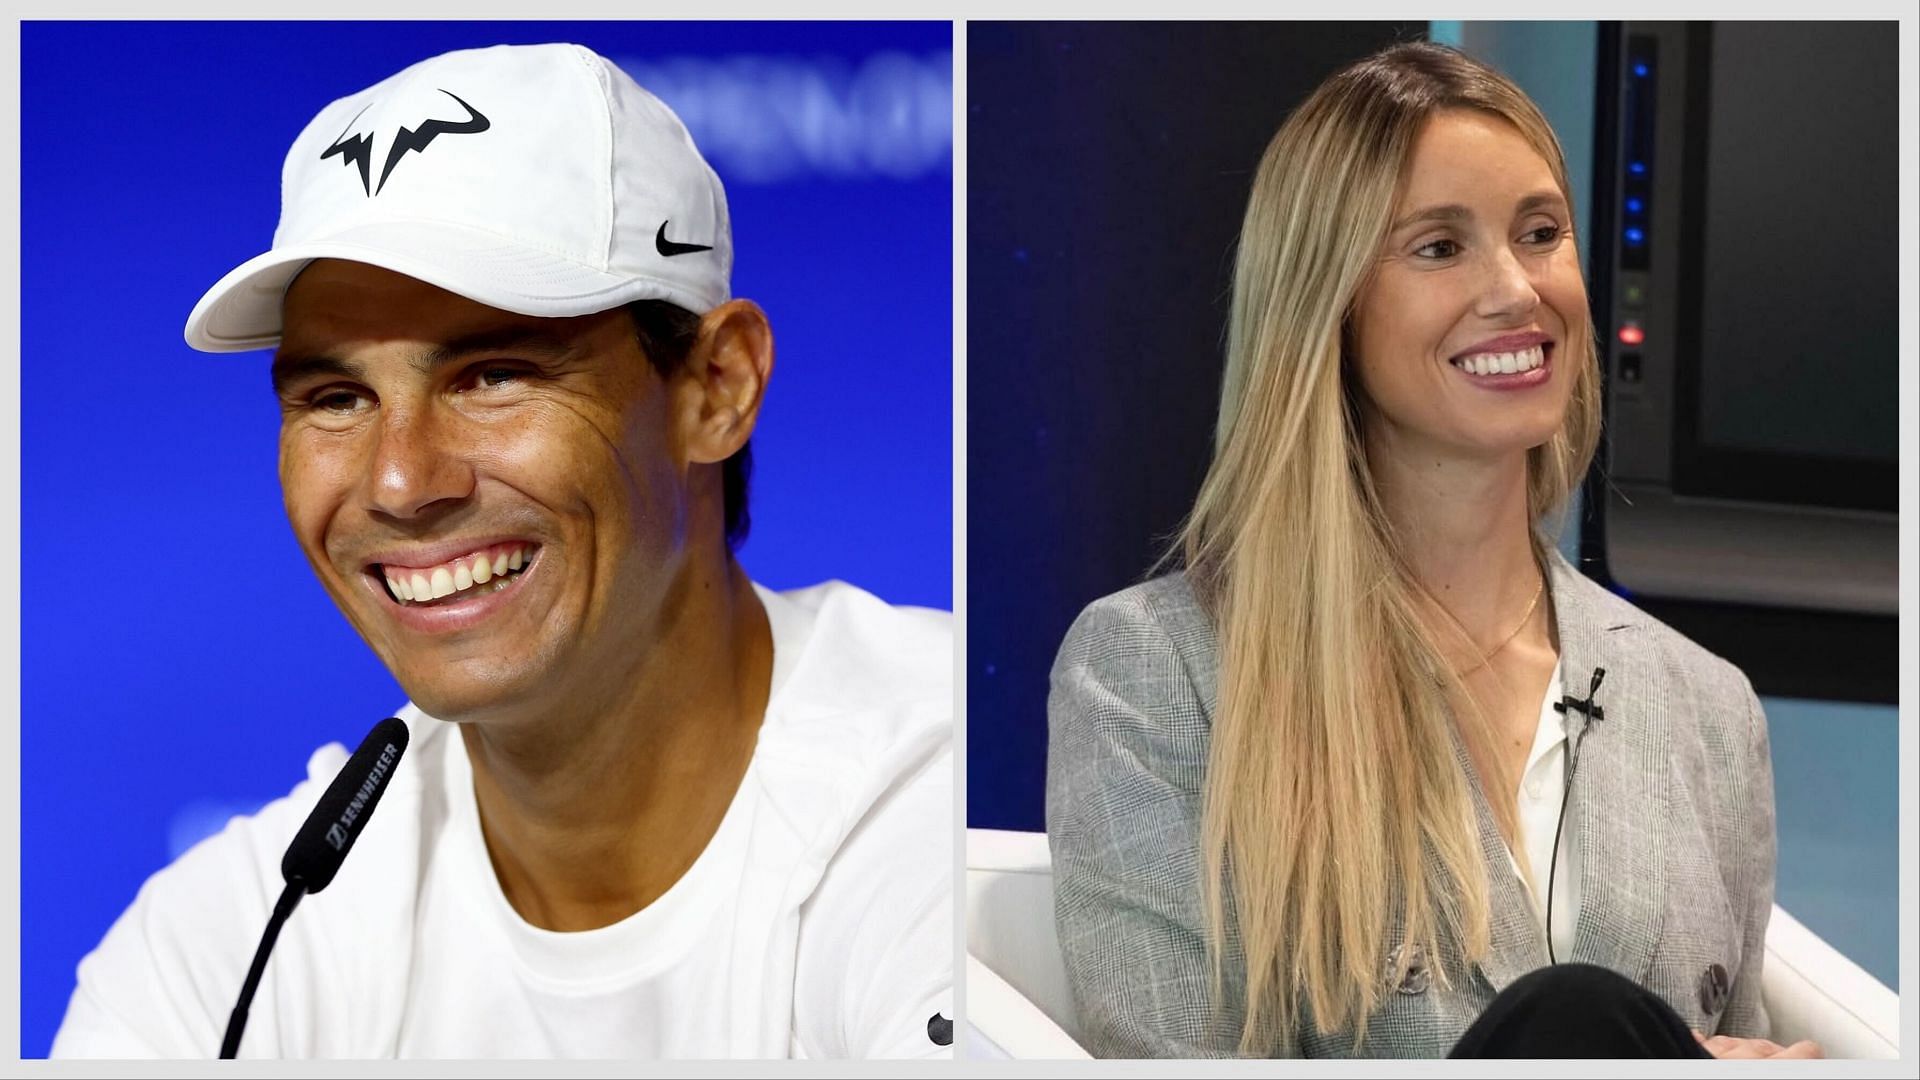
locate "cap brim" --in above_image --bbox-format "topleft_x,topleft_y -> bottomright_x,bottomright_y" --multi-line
184,219 -> 719,353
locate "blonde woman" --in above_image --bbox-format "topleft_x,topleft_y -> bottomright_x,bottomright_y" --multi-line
1047,43 -> 1811,1060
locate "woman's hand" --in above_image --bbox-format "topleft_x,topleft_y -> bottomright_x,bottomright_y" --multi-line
1693,1030 -> 1824,1058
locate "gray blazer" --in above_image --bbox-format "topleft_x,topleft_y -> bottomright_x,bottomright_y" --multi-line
1045,548 -> 1776,1058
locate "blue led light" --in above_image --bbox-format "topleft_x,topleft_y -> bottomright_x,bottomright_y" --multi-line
1629,161 -> 1647,175
1633,62 -> 1650,77
1626,197 -> 1644,213
1624,227 -> 1646,245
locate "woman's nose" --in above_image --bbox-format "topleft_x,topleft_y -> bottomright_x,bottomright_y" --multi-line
1474,245 -> 1542,323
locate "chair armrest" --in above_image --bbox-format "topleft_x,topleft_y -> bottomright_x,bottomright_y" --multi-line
1762,905 -> 1898,1059
966,954 -> 1092,1059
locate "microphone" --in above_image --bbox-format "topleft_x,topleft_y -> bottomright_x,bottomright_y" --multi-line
1545,666 -> 1606,965
1552,665 -> 1608,727
281,717 -> 410,893
219,718 -> 410,1058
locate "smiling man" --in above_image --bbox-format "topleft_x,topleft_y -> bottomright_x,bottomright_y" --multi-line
51,43 -> 952,1060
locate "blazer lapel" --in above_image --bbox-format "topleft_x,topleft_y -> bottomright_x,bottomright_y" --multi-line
1446,727 -> 1550,994
1548,549 -> 1669,985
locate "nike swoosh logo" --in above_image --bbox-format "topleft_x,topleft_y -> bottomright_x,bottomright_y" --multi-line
656,221 -> 714,257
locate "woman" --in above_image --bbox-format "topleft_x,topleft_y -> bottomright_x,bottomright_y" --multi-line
1046,42 -> 1812,1059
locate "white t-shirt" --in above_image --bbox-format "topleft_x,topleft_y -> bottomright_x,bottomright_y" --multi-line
52,581 -> 953,1060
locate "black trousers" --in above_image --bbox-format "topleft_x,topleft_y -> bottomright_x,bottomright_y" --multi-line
1449,963 -> 1714,1058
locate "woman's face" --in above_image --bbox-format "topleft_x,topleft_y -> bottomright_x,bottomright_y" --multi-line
1347,108 -> 1583,463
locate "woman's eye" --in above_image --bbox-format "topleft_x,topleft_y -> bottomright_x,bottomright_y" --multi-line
1523,224 -> 1563,245
1414,238 -> 1460,259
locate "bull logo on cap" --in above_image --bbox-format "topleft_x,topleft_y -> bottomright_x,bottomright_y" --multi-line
321,88 -> 491,197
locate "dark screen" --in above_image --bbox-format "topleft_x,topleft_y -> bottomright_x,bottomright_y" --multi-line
1694,23 -> 1897,463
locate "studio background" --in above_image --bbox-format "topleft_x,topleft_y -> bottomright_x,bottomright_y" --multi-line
21,21 -> 951,1057
965,19 -> 1898,991
966,16 -> 1419,830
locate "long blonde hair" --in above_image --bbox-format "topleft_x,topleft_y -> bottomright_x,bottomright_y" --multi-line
1179,42 -> 1602,1053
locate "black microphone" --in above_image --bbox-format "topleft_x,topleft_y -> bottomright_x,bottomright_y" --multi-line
281,717 -> 410,893
1545,666 -> 1606,966
1552,665 -> 1608,726
219,718 -> 410,1058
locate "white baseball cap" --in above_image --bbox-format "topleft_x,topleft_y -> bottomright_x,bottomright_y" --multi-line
185,42 -> 731,352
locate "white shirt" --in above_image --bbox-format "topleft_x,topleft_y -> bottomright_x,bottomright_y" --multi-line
1509,659 -> 1580,962
52,581 -> 953,1060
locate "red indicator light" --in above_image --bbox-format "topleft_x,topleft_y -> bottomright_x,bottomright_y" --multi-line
1618,324 -> 1645,346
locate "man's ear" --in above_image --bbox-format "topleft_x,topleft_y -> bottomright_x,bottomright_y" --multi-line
680,299 -> 773,465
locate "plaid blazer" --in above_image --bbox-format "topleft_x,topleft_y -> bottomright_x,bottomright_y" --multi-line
1045,548 -> 1776,1058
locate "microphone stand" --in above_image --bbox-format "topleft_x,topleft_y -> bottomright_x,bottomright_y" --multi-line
219,880 -> 306,1059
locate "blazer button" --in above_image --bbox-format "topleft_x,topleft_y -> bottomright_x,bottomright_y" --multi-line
1386,942 -> 1431,995
1698,962 -> 1731,1015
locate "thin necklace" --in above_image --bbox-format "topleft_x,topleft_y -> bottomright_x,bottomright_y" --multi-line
1457,576 -> 1545,678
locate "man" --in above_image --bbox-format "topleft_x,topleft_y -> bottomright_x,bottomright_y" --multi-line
51,42 -> 952,1059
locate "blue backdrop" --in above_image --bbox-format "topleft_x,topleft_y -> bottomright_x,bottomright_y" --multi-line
20,21 -> 950,1057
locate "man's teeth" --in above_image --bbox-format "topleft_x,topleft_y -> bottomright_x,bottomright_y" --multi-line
384,546 -> 531,604
1452,344 -> 1546,376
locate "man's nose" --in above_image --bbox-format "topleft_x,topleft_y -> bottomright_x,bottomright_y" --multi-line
362,405 -> 476,520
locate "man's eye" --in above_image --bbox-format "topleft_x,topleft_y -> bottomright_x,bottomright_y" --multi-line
469,365 -> 528,390
313,388 -> 368,412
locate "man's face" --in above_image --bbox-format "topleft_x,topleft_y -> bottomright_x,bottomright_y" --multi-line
274,260 -> 694,723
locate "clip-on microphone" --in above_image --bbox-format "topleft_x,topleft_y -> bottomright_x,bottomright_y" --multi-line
1552,665 -> 1608,725
1544,666 -> 1605,965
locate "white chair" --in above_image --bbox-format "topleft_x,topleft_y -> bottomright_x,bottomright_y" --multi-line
965,827 -> 1899,1060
